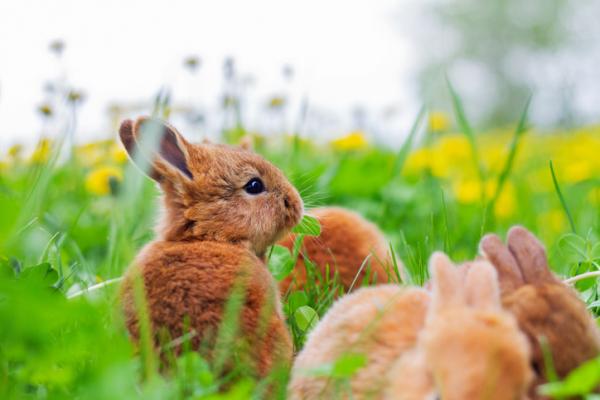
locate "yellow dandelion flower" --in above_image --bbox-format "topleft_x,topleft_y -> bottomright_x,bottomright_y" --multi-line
436,135 -> 472,160
481,146 -> 507,175
75,143 -> 105,167
331,131 -> 368,151
492,183 -> 516,219
563,160 -> 593,183
85,166 -> 123,195
8,144 -> 23,159
267,96 -> 286,109
29,138 -> 53,163
453,179 -> 482,204
404,148 -> 432,175
428,111 -> 450,133
110,143 -> 128,164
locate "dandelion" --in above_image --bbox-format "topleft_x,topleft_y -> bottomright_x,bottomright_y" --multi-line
404,148 -> 432,175
49,39 -> 65,56
453,179 -> 482,204
492,183 -> 516,218
436,135 -> 472,160
85,166 -> 123,196
110,143 -> 128,164
183,55 -> 201,72
67,90 -> 85,105
563,160 -> 593,183
428,111 -> 450,133
267,96 -> 286,109
8,144 -> 22,159
331,131 -> 368,151
38,103 -> 53,118
75,142 -> 106,167
29,138 -> 52,163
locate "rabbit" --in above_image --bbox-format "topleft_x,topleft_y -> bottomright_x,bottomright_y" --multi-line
278,207 -> 399,294
118,117 -> 303,377
288,252 -> 532,399
478,226 -> 600,394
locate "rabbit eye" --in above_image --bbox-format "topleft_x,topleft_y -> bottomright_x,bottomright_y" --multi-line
244,178 -> 265,195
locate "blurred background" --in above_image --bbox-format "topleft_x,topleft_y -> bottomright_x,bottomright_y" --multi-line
1,0 -> 599,148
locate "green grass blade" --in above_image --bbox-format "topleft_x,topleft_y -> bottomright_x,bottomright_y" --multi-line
487,95 -> 532,222
389,106 -> 426,181
446,78 -> 485,190
549,160 -> 577,234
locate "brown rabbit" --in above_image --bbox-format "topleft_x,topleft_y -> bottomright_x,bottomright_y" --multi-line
118,117 -> 303,377
479,226 -> 600,394
288,253 -> 532,399
278,207 -> 397,294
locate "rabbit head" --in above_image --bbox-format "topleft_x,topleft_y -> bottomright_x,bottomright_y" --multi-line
479,226 -> 600,385
388,253 -> 533,400
119,117 -> 303,256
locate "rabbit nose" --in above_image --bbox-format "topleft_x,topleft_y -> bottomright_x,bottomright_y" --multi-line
284,196 -> 290,209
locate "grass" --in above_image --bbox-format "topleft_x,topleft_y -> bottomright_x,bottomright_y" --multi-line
0,91 -> 599,399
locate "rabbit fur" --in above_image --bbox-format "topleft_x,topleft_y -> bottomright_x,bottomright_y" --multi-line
289,252 -> 532,399
278,207 -> 399,294
119,117 -> 303,376
479,226 -> 600,396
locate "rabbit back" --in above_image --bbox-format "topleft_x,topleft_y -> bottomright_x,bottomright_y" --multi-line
288,285 -> 429,399
121,240 -> 292,375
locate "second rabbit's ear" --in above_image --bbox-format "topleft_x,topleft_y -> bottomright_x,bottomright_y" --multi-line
429,252 -> 463,317
464,261 -> 501,310
119,117 -> 193,182
479,233 -> 524,293
507,226 -> 555,285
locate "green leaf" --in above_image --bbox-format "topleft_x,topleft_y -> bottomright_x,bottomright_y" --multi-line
286,291 -> 308,315
591,242 -> 600,261
558,233 -> 587,261
539,356 -> 600,397
292,215 -> 321,236
294,305 -> 319,332
267,245 -> 295,281
19,262 -> 58,287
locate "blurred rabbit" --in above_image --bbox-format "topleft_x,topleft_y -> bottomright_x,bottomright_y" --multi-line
118,117 -> 303,377
479,226 -> 600,394
278,207 -> 399,294
288,252 -> 532,399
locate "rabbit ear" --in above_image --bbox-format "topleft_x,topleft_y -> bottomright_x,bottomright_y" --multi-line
119,117 -> 193,182
428,252 -> 464,316
479,233 -> 524,293
507,226 -> 555,284
464,261 -> 501,310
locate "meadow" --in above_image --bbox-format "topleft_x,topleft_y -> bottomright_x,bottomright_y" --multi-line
1,94 -> 599,399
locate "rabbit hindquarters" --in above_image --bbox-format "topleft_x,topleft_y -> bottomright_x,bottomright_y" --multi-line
121,240 -> 292,376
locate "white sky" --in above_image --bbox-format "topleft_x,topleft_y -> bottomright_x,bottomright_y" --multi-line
0,0 -> 418,147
